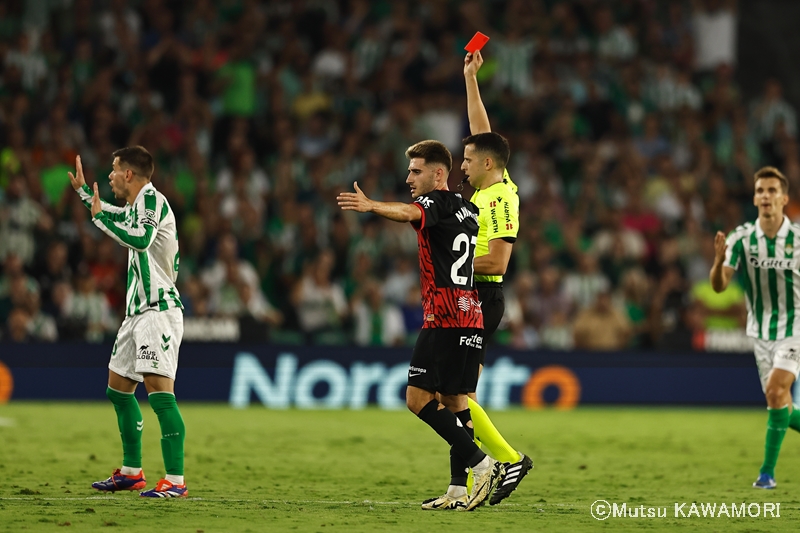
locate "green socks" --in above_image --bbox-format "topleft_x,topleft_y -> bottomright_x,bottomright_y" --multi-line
467,397 -> 521,464
760,406 -> 790,477
148,392 -> 186,476
106,387 -> 143,469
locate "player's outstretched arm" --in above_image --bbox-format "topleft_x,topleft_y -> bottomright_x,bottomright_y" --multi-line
337,182 -> 421,223
710,231 -> 735,292
464,51 -> 491,134
68,155 -> 126,216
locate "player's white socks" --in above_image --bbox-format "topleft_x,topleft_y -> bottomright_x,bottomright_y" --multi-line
447,485 -> 467,498
165,474 -> 184,485
120,466 -> 142,476
471,455 -> 492,475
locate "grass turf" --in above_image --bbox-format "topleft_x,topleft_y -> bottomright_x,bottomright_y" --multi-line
0,403 -> 799,532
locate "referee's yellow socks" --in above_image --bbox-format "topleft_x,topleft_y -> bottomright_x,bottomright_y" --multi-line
468,397 -> 521,464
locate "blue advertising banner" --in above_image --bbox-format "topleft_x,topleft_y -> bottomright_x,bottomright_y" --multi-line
0,344 -> 768,408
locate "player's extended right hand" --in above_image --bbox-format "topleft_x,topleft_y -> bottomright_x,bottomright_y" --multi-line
337,181 -> 373,213
464,50 -> 484,77
67,155 -> 86,191
713,231 -> 728,262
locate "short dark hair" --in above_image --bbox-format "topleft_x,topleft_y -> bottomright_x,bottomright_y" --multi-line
405,140 -> 452,173
462,132 -> 511,170
113,146 -> 154,179
754,166 -> 789,194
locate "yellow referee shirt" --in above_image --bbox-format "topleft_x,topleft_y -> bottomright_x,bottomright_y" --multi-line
470,169 -> 520,283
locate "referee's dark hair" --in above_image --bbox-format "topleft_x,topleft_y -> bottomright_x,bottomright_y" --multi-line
405,140 -> 453,173
462,132 -> 511,170
754,166 -> 789,194
113,145 -> 155,180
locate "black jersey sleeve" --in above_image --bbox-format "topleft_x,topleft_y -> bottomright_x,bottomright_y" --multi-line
411,191 -> 450,230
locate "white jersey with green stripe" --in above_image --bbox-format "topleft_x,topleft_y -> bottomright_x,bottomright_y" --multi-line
77,183 -> 183,317
724,216 -> 800,341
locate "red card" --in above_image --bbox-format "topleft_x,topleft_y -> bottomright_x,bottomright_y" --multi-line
464,32 -> 490,53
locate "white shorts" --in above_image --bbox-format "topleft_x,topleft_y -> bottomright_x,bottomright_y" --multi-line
109,308 -> 184,382
753,337 -> 800,393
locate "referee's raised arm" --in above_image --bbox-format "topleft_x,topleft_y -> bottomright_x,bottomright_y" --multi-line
464,51 -> 491,134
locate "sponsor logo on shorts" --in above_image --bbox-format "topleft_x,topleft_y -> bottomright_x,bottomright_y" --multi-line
138,344 -> 159,361
459,334 -> 483,348
408,365 -> 427,377
777,347 -> 800,363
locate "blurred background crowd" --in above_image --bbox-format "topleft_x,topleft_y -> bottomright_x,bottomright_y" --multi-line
0,0 -> 791,350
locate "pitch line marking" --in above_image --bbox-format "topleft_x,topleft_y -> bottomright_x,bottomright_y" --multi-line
0,496 -> 523,507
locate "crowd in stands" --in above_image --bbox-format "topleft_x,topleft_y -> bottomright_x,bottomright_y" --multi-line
0,0 -> 789,350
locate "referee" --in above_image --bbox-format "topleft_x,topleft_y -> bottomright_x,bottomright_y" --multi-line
461,50 -> 532,505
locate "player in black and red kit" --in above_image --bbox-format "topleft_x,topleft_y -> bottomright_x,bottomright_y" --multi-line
338,140 -> 505,511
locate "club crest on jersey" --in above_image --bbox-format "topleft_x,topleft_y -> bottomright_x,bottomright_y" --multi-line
457,297 -> 482,312
786,243 -> 794,257
415,196 -> 434,208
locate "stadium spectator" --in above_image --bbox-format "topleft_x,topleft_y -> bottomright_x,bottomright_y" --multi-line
4,307 -> 32,342
0,0 -> 791,352
291,249 -> 348,344
33,241 -> 72,314
750,79 -> 798,143
351,279 -> 406,347
0,254 -> 38,324
691,0 -> 737,73
61,273 -> 116,343
691,277 -> 746,331
572,289 -> 633,350
201,233 -> 278,321
563,253 -> 610,310
0,175 -> 53,266
19,287 -> 58,342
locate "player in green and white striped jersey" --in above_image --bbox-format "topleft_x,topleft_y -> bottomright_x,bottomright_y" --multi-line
711,166 -> 800,490
69,146 -> 188,498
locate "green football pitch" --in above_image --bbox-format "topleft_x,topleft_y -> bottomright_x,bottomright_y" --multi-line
1,403 -> 799,532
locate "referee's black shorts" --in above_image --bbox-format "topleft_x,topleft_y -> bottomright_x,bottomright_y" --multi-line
477,282 -> 505,365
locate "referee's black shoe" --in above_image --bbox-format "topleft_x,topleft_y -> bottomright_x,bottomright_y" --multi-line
489,453 -> 533,505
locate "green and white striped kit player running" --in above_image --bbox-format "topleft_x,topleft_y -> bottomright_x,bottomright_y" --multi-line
713,166 -> 800,491
724,217 -> 800,389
